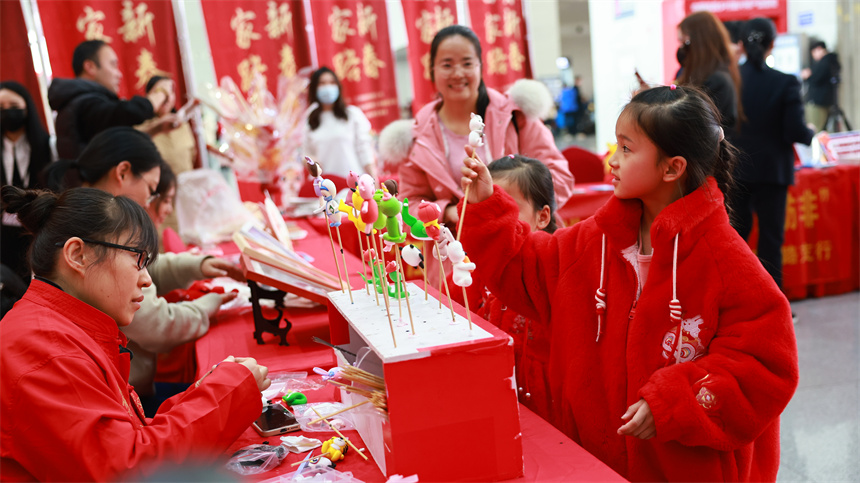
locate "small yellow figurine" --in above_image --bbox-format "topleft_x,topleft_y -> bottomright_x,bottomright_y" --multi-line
321,437 -> 349,461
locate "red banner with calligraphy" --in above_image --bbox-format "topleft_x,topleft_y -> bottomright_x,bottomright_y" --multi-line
467,0 -> 532,92
200,0 -> 312,96
37,0 -> 186,104
308,0 -> 399,132
401,0 -> 458,113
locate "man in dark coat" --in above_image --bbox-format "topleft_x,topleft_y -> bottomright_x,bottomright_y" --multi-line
801,40 -> 840,131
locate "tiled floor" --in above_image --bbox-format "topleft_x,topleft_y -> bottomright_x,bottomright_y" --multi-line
779,291 -> 860,482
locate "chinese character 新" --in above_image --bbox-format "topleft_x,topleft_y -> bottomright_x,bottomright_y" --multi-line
266,1 -> 293,40
328,6 -> 356,44
356,3 -> 378,40
487,47 -> 508,75
118,1 -> 155,45
279,45 -> 297,78
238,55 -> 268,92
362,44 -> 385,79
502,8 -> 521,37
77,6 -> 112,42
508,42 -> 525,72
333,49 -> 361,82
231,8 -> 262,49
484,14 -> 502,44
416,6 -> 455,44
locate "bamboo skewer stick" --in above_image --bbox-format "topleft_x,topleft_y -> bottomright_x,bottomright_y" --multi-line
372,234 -> 396,347
395,248 -> 415,334
462,286 -> 473,330
308,399 -> 371,425
310,406 -> 368,461
325,221 -> 345,293
434,240 -> 456,322
339,366 -> 385,389
355,223 -> 371,295
457,183 -> 471,242
365,234 -> 381,306
421,243 -> 429,301
334,226 -> 353,303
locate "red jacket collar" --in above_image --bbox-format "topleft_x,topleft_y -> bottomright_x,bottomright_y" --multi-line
23,278 -> 127,345
594,177 -> 728,249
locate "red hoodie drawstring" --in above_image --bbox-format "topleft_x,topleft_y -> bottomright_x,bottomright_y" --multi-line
595,235 -> 607,342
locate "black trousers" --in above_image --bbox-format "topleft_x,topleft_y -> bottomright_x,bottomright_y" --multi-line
729,181 -> 789,288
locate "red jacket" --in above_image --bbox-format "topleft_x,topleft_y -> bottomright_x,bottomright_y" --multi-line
460,178 -> 799,482
0,280 -> 262,482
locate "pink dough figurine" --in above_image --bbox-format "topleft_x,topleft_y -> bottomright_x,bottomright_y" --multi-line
416,201 -> 442,240
358,175 -> 378,234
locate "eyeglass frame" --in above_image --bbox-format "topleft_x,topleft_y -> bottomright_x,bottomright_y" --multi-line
54,237 -> 152,270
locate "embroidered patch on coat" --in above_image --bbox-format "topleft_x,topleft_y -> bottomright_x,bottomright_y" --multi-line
696,386 -> 717,409
661,315 -> 706,363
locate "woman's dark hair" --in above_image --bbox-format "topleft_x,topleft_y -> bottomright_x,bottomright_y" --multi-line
429,25 -> 490,121
0,81 -> 51,186
677,11 -> 743,126
307,67 -> 348,130
145,75 -> 168,93
488,154 -> 557,233
741,17 -> 777,70
1,186 -> 158,278
624,85 -> 738,204
154,162 -> 176,198
45,126 -> 163,192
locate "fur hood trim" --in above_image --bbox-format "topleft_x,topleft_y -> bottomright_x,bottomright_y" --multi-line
378,119 -> 415,165
507,79 -> 554,119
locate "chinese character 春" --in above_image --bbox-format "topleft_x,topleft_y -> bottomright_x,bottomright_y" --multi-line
487,47 -> 508,75
416,6 -> 455,44
134,48 -> 168,89
238,55 -> 268,92
231,8 -> 262,49
279,44 -> 296,78
333,49 -> 361,82
502,8 -> 521,37
484,14 -> 502,44
266,1 -> 293,40
508,42 -> 525,72
362,44 -> 385,79
328,6 -> 355,44
356,3 -> 378,40
118,1 -> 155,45
797,189 -> 819,229
77,6 -> 112,42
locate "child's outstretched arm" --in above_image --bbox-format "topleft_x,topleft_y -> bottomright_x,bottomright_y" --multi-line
636,251 -> 799,450
458,146 -> 563,323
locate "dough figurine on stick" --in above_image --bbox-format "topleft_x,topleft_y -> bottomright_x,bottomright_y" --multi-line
345,171 -> 370,295
457,113 -> 484,240
448,240 -> 476,330
416,201 -> 455,322
312,178 -> 346,294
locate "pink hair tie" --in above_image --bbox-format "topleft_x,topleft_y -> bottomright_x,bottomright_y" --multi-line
508,154 -> 515,159
670,84 -> 677,90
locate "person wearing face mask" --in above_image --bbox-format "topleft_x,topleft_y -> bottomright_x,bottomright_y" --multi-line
0,81 -> 55,316
302,67 -> 377,179
675,11 -> 743,138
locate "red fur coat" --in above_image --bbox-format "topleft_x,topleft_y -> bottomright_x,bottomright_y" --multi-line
460,178 -> 799,482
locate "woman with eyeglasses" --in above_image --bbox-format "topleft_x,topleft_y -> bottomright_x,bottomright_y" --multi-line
0,185 -> 269,481
45,126 -> 245,416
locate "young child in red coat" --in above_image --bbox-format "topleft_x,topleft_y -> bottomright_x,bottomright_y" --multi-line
458,85 -> 799,482
451,154 -> 557,421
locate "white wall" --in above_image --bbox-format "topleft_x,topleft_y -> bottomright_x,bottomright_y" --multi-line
787,0 -> 838,52
526,0 -> 563,80
588,1 -> 666,153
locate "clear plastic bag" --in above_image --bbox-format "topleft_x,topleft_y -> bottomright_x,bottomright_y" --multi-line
225,443 -> 288,476
175,169 -> 254,246
292,402 -> 356,432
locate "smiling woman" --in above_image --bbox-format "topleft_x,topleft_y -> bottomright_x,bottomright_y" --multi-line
0,185 -> 271,481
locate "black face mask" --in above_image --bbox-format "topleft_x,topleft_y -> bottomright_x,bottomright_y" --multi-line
1,108 -> 27,132
676,45 -> 688,66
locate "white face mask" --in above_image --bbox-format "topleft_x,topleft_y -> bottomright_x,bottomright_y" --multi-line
317,85 -> 339,105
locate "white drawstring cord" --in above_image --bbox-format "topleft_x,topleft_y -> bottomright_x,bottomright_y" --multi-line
669,233 -> 684,365
595,235 -> 607,342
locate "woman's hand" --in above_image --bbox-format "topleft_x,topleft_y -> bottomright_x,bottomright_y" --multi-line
233,357 -> 272,392
618,398 -> 656,439
461,145 -> 493,204
201,258 -> 245,282
443,204 -> 459,225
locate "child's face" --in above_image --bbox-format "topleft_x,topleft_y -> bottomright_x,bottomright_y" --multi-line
495,177 -> 547,232
608,111 -> 666,201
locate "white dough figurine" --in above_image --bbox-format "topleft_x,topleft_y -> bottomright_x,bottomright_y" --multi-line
447,241 -> 476,287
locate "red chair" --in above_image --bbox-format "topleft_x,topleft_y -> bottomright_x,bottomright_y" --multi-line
562,145 -> 605,184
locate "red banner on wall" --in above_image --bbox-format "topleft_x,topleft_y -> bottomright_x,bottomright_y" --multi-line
308,0 -> 399,132
0,1 -> 48,127
200,0 -> 312,96
467,0 -> 532,92
401,0 -> 458,113
37,0 -> 186,104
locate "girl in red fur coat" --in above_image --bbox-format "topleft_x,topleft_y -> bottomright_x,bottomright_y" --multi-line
458,85 -> 799,482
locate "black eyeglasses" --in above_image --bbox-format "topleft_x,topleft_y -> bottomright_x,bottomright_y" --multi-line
55,238 -> 152,270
